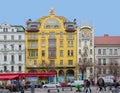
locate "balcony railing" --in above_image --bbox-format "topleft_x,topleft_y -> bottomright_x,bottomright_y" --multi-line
28,46 -> 38,49
28,37 -> 38,40
28,56 -> 38,58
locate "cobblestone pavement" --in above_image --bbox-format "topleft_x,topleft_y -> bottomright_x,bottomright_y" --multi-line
12,86 -> 114,93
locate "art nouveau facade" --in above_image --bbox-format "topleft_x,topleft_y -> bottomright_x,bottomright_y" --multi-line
95,34 -> 120,81
0,23 -> 25,72
77,26 -> 94,80
25,10 -> 77,82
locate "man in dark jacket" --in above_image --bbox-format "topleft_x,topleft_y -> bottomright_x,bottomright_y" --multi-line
85,79 -> 91,93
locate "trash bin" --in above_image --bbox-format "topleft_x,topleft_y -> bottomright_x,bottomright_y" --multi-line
31,85 -> 35,93
21,88 -> 24,93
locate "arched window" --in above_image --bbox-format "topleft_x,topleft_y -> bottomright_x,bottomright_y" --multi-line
44,18 -> 61,29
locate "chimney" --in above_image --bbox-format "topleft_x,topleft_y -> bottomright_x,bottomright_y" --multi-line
104,34 -> 109,37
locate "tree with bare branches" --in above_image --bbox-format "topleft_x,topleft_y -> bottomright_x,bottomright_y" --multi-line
78,48 -> 93,80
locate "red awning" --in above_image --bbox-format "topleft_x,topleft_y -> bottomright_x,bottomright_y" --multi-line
0,75 -> 19,80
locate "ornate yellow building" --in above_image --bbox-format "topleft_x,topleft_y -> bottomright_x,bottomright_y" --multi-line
25,9 -> 77,82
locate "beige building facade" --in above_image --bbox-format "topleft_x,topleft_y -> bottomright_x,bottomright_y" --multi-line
77,25 -> 94,80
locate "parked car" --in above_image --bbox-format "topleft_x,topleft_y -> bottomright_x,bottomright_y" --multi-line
0,89 -> 10,93
61,82 -> 68,87
42,82 -> 61,88
67,80 -> 84,87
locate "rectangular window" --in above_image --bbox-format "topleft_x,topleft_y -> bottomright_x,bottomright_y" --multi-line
90,49 -> 92,55
42,60 -> 45,66
90,40 -> 92,46
68,41 -> 70,47
114,49 -> 118,55
19,55 -> 22,61
79,33 -> 82,38
30,50 -> 38,57
11,66 -> 14,72
98,68 -> 101,74
18,66 -> 21,72
34,60 -> 37,66
50,60 -> 55,66
11,35 -> 14,40
98,49 -> 101,55
103,49 -> 106,55
68,50 -> 70,56
4,55 -> 7,61
49,40 -> 56,47
11,44 -> 14,50
29,60 -> 32,66
11,55 -> 14,61
60,41 -> 63,47
19,45 -> 21,50
79,58 -> 81,62
109,49 -> 112,55
60,32 -> 63,38
103,58 -> 106,65
49,50 -> 56,58
68,60 -> 73,65
84,40 -> 87,47
90,58 -> 92,63
4,44 -> 7,50
98,58 -> 101,65
71,50 -> 73,56
79,39 -> 81,47
42,50 -> 45,56
19,35 -> 21,40
79,49 -> 81,55
41,32 -> 45,38
103,69 -> 106,74
60,60 -> 63,65
60,50 -> 63,56
68,33 -> 73,39
4,35 -> 7,40
4,66 -> 7,72
71,41 -> 73,46
42,41 -> 45,46
49,32 -> 55,38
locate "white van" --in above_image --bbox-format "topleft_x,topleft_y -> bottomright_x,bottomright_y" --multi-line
68,80 -> 84,87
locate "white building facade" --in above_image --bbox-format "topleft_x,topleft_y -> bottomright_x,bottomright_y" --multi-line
77,25 -> 94,80
95,34 -> 120,81
0,23 -> 25,72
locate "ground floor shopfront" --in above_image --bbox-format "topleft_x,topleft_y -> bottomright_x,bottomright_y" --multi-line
27,67 -> 77,83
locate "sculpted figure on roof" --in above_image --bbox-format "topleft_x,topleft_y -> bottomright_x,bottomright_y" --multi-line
49,7 -> 55,14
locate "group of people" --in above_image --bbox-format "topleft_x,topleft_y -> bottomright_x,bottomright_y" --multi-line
82,78 -> 106,92
97,78 -> 106,91
83,79 -> 91,93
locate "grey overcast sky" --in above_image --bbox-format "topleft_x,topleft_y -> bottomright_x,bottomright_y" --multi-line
0,0 -> 120,36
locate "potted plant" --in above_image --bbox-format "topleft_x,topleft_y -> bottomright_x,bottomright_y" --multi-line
75,84 -> 82,92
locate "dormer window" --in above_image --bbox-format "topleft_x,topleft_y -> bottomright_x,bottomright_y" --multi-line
3,28 -> 8,32
12,29 -> 14,32
65,22 -> 75,32
27,22 -> 40,32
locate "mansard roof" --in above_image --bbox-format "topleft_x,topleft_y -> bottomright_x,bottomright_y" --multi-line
11,25 -> 25,32
0,22 -> 25,32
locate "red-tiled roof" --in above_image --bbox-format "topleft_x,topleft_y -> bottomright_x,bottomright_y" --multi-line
95,35 -> 120,45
